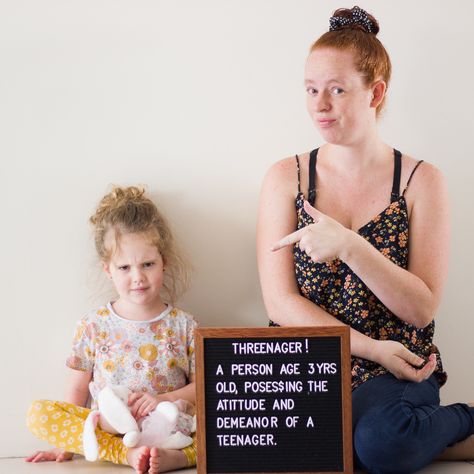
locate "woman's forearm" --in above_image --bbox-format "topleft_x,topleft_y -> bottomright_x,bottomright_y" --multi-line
341,231 -> 436,328
266,291 -> 378,361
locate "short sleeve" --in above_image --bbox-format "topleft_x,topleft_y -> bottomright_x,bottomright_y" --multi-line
66,315 -> 96,372
187,317 -> 197,377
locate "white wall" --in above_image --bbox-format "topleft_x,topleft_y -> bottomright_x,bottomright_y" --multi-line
1,0 -> 473,457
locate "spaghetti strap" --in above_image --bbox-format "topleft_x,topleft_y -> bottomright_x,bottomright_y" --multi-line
402,160 -> 424,196
391,149 -> 402,203
308,148 -> 319,206
295,155 -> 301,193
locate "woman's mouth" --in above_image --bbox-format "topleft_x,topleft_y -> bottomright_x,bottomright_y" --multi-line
317,118 -> 336,128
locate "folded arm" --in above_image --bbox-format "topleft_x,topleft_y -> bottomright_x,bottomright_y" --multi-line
257,158 -> 437,381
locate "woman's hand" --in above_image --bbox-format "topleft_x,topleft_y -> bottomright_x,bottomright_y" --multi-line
25,448 -> 73,463
271,200 -> 354,263
128,392 -> 167,420
372,340 -> 437,382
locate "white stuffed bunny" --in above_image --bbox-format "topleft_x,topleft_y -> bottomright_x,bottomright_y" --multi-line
83,385 -> 195,462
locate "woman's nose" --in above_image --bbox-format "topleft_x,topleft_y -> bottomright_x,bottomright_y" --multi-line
315,91 -> 331,112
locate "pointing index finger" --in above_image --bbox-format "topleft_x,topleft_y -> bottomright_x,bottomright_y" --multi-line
271,228 -> 304,251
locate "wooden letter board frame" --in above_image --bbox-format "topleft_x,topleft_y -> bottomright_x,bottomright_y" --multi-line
195,326 -> 352,474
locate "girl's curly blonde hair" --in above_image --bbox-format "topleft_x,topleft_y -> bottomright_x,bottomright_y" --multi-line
89,185 -> 189,303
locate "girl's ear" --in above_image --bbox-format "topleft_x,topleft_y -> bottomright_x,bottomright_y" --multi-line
102,261 -> 112,279
370,80 -> 386,110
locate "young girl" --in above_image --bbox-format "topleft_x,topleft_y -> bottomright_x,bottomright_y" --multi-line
26,186 -> 197,474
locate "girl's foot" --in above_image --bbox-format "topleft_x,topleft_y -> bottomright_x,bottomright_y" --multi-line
127,446 -> 151,473
437,435 -> 474,461
148,447 -> 188,473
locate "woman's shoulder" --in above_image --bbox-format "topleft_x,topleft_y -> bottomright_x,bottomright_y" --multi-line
262,152 -> 311,195
401,153 -> 447,198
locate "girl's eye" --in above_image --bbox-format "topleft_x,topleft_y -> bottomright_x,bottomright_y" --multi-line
143,262 -> 155,268
118,265 -> 129,271
306,87 -> 317,96
331,87 -> 344,95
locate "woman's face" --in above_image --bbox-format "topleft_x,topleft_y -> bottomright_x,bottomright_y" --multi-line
305,47 -> 377,146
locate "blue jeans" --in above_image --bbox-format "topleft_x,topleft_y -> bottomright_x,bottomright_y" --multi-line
352,374 -> 474,474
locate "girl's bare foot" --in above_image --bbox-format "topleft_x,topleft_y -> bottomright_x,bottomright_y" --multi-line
148,446 -> 188,473
437,435 -> 474,461
127,446 -> 151,473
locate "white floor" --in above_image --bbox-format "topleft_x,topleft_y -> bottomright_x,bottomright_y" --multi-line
3,457 -> 474,473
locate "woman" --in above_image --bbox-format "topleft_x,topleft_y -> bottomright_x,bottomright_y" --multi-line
257,6 -> 474,473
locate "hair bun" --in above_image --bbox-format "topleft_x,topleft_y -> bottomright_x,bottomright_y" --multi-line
329,6 -> 379,35
89,185 -> 146,226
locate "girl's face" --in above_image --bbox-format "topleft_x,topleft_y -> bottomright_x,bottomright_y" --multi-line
103,231 -> 165,314
304,48 -> 379,146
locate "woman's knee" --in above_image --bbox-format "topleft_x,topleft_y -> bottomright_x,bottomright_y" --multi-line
354,408 -> 422,474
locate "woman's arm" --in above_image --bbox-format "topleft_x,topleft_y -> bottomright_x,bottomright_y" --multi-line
341,163 -> 450,328
275,163 -> 450,329
257,158 -> 436,381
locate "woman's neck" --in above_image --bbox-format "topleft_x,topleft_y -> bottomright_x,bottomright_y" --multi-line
321,136 -> 392,176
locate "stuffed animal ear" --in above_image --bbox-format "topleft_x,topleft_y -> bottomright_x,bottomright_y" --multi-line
83,411 -> 100,462
98,386 -> 139,434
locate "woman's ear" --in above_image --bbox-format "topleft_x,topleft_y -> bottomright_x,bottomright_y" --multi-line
370,80 -> 386,109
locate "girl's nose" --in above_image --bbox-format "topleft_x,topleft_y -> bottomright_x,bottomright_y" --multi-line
132,269 -> 145,284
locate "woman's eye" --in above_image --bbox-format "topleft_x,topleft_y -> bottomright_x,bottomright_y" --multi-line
306,87 -> 317,96
331,87 -> 344,95
118,265 -> 129,271
143,262 -> 155,268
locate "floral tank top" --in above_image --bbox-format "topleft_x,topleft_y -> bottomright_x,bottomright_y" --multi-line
270,148 -> 447,391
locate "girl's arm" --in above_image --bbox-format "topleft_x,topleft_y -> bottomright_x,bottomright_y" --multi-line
128,375 -> 196,420
64,367 -> 93,406
257,158 -> 436,381
158,376 -> 196,404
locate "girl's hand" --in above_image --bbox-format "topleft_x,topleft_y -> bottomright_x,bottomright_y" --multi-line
128,392 -> 167,420
373,340 -> 437,382
25,448 -> 73,463
271,200 -> 353,263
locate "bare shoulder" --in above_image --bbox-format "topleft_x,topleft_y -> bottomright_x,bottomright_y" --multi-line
265,155 -> 298,179
402,155 -> 448,216
261,155 -> 301,196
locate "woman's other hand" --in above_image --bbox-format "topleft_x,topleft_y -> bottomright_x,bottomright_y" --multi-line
25,448 -> 73,463
272,200 -> 354,263
372,340 -> 436,382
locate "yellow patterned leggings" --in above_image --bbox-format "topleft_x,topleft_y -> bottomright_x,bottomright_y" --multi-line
26,400 -> 197,466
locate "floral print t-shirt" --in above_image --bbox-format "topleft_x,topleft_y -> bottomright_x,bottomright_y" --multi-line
66,303 -> 197,409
